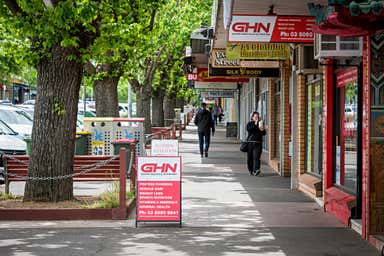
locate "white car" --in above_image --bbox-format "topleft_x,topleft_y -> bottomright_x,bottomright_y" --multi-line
0,105 -> 33,137
119,103 -> 136,117
345,105 -> 357,118
0,120 -> 26,183
21,99 -> 35,106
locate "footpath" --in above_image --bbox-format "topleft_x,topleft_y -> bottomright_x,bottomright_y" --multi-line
0,124 -> 378,256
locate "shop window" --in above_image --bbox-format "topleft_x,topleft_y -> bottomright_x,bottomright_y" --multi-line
334,80 -> 358,193
305,81 -> 323,176
259,90 -> 269,151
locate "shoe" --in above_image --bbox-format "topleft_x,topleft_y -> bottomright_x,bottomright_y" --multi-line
254,170 -> 261,176
204,150 -> 208,157
200,154 -> 204,158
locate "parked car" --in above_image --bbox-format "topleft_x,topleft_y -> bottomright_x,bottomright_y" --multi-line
0,105 -> 33,137
344,105 -> 357,119
0,100 -> 12,105
119,103 -> 129,117
119,103 -> 136,117
0,120 -> 27,184
21,99 -> 35,106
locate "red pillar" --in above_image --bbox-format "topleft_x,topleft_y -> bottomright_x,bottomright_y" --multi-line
119,148 -> 127,213
323,59 -> 334,191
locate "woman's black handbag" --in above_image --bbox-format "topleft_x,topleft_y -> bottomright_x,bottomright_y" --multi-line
240,141 -> 248,152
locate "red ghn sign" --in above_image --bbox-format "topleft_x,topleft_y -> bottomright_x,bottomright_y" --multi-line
228,15 -> 315,43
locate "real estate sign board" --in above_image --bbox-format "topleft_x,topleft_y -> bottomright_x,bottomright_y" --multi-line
136,156 -> 182,226
228,15 -> 315,43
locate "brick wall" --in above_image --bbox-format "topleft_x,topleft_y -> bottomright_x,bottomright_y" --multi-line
297,74 -> 306,175
281,66 -> 291,177
268,78 -> 277,164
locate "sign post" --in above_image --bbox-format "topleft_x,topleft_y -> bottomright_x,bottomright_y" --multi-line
136,156 -> 182,227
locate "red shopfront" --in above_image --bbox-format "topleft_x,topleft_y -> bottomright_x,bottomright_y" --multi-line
323,63 -> 363,226
310,2 -> 384,251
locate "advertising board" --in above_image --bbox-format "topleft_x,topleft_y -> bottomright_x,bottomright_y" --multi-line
136,156 -> 182,226
209,66 -> 280,78
228,15 -> 315,43
226,42 -> 290,60
194,82 -> 238,90
186,68 -> 249,83
211,49 -> 281,68
200,91 -> 235,98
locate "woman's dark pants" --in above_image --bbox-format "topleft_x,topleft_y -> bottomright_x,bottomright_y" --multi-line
247,143 -> 262,174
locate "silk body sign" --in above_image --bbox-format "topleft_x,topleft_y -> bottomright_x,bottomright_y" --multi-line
136,156 -> 182,226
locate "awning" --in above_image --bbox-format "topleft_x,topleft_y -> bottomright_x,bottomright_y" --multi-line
309,3 -> 384,36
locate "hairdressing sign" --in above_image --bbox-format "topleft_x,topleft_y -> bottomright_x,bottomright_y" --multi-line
228,15 -> 315,43
226,42 -> 290,60
136,156 -> 182,226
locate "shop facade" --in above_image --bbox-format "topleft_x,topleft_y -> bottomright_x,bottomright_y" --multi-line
310,1 -> 384,249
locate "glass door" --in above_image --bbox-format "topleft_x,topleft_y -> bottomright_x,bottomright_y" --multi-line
334,66 -> 362,219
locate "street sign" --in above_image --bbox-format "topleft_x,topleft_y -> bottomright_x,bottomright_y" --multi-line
136,156 -> 182,227
228,15 -> 315,43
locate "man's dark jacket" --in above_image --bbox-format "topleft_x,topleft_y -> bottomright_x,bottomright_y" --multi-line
194,109 -> 215,133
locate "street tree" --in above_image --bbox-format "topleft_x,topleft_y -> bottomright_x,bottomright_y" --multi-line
84,1 -> 161,117
0,0 -> 130,202
129,0 -> 212,132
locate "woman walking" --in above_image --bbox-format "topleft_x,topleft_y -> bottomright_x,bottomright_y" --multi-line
246,111 -> 266,176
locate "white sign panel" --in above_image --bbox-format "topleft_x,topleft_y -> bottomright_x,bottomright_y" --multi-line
137,156 -> 181,181
151,140 -> 179,156
195,82 -> 238,90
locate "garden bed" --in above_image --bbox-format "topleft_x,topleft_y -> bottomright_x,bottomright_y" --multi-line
0,191 -> 136,220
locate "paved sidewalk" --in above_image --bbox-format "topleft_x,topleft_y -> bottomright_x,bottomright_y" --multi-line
0,124 -> 378,256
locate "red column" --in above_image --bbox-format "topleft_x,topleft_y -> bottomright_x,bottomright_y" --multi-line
323,59 -> 334,191
119,148 -> 127,213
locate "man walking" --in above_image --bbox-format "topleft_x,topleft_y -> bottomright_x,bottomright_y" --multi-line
194,102 -> 215,158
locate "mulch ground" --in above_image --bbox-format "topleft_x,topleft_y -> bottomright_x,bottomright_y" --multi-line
0,196 -> 100,209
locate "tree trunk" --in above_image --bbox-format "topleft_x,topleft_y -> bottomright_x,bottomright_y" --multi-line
24,46 -> 82,202
136,86 -> 152,134
164,92 -> 176,126
176,97 -> 185,110
151,91 -> 164,127
94,76 -> 120,117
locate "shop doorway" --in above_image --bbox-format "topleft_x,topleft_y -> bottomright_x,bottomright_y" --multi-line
334,66 -> 362,219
